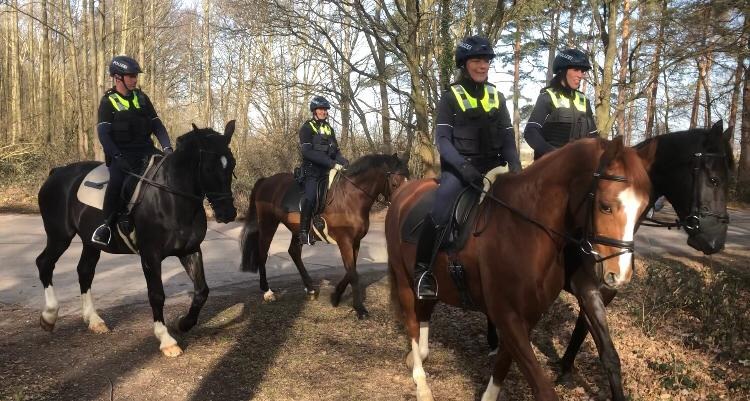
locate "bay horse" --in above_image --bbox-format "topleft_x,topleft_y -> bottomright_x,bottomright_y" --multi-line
386,137 -> 655,401
36,121 -> 237,357
240,153 -> 409,318
555,121 -> 734,400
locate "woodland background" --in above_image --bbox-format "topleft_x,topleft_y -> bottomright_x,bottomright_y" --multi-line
0,0 -> 749,203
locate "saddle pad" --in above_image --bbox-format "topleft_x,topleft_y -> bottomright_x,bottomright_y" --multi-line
281,169 -> 340,213
76,155 -> 161,211
311,216 -> 337,245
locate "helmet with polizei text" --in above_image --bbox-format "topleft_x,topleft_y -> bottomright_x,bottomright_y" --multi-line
455,35 -> 496,68
109,55 -> 143,76
552,49 -> 591,74
309,96 -> 331,112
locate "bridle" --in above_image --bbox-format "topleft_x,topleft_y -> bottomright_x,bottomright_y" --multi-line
336,170 -> 408,207
641,152 -> 730,231
126,149 -> 234,207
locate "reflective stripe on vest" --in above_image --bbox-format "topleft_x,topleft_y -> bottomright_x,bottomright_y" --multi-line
108,92 -> 141,111
450,84 -> 499,112
545,88 -> 587,112
309,121 -> 332,136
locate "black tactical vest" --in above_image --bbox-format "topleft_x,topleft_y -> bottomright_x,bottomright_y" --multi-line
449,84 -> 504,159
541,88 -> 595,149
308,120 -> 338,157
107,90 -> 151,151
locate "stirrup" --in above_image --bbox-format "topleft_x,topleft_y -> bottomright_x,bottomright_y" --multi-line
299,231 -> 315,246
91,224 -> 112,246
415,270 -> 438,300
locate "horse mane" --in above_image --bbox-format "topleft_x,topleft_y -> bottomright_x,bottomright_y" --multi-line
636,127 -> 735,169
175,127 -> 224,150
345,154 -> 409,177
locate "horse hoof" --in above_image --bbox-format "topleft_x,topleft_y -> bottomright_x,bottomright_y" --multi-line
161,344 -> 183,357
416,386 -> 434,401
405,350 -> 414,370
356,309 -> 369,319
263,290 -> 277,303
88,321 -> 110,334
330,292 -> 341,307
39,315 -> 55,332
305,288 -> 319,301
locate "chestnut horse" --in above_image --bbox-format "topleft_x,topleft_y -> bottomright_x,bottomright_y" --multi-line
385,137 -> 655,401
240,153 -> 409,318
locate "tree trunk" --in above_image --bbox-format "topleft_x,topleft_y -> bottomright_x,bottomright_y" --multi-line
615,0 -> 630,140
10,0 -> 21,144
644,0 -> 666,139
728,56 -> 744,142
689,60 -> 703,129
202,0 -> 213,127
592,0 -> 619,137
737,63 -> 750,202
120,0 -> 131,54
546,7 -> 560,84
513,21 -> 522,154
42,0 -> 52,143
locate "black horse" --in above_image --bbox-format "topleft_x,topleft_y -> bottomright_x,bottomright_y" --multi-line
36,121 -> 237,357
486,120 -> 733,400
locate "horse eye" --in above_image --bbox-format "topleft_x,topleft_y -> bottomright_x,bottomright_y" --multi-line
709,177 -> 720,187
599,202 -> 612,214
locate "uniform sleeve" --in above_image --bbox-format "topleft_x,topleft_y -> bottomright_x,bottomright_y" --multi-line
523,92 -> 556,156
141,92 -> 172,149
299,123 -> 334,168
585,98 -> 599,137
330,134 -> 349,166
435,93 -> 467,171
496,96 -> 522,172
96,96 -> 120,156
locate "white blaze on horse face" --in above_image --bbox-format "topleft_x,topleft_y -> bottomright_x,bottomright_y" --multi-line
615,187 -> 642,283
480,375 -> 501,401
42,285 -> 59,325
220,156 -> 228,169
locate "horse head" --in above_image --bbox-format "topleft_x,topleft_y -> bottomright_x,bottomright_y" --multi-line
643,120 -> 732,254
176,120 -> 237,223
578,136 -> 654,289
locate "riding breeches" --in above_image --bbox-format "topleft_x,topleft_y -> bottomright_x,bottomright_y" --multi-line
430,170 -> 465,227
102,154 -> 147,220
302,175 -> 325,206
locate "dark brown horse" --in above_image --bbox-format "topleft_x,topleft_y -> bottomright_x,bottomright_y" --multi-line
240,153 -> 409,318
385,137 -> 655,401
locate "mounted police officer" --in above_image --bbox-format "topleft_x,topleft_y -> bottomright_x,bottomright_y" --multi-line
297,96 -> 349,246
91,55 -> 174,246
524,48 -> 599,160
414,36 -> 522,300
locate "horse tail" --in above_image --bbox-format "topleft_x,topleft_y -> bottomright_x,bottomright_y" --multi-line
240,177 -> 264,273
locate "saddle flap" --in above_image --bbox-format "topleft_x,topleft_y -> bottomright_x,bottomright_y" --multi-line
75,154 -> 162,211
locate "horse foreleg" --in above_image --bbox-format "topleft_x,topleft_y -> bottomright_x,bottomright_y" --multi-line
574,284 -> 626,401
336,239 -> 367,318
77,245 -> 108,333
36,235 -> 73,331
495,313 -> 559,401
177,249 -> 209,332
141,252 -> 181,357
288,237 -> 317,299
481,347 -> 513,401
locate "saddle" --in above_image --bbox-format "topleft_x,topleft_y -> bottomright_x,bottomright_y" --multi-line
281,169 -> 340,244
76,155 -> 164,252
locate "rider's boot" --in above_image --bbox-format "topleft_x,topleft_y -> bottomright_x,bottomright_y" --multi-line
414,214 -> 441,300
298,198 -> 316,246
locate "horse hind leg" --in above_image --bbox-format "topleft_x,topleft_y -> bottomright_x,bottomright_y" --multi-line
176,248 -> 209,332
481,347 -> 513,401
288,236 -> 317,300
398,285 -> 434,401
257,218 -> 279,302
36,234 -> 73,331
77,244 -> 109,333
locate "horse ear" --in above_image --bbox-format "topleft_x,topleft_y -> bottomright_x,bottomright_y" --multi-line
224,120 -> 236,142
636,137 -> 658,173
192,123 -> 199,131
710,120 -> 723,136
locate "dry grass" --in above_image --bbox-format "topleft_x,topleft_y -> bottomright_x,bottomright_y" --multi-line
1,251 -> 748,401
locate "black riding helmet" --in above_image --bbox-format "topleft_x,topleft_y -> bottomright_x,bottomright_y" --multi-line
552,49 -> 591,74
455,35 -> 496,68
309,96 -> 331,112
109,55 -> 143,76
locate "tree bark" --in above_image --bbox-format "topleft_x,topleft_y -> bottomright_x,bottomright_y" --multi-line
615,0 -> 630,141
591,0 -> 619,137
42,0 -> 52,143
738,62 -> 750,202
513,21 -> 522,154
202,0 -> 213,127
644,0 -> 666,139
546,7 -> 560,84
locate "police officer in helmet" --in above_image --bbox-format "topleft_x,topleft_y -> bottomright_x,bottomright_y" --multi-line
297,96 -> 349,246
91,55 -> 174,246
414,35 -> 522,300
524,48 -> 599,160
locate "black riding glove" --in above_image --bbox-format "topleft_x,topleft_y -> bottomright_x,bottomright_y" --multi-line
114,154 -> 133,172
458,162 -> 483,185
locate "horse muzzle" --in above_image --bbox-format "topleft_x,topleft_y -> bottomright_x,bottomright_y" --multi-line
210,197 -> 237,223
685,215 -> 728,255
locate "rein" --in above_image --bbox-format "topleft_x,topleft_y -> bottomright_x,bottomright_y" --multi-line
337,170 -> 405,207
